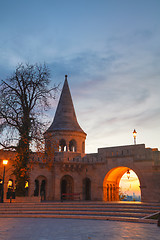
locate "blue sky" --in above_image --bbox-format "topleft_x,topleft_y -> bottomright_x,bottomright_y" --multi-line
0,0 -> 160,153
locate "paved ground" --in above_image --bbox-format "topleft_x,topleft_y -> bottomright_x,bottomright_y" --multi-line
0,218 -> 159,240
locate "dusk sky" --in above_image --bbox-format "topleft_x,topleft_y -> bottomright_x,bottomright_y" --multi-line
0,0 -> 160,153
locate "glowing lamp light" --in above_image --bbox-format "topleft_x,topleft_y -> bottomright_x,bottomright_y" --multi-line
127,169 -> 130,180
133,129 -> 137,138
3,160 -> 8,165
133,129 -> 137,145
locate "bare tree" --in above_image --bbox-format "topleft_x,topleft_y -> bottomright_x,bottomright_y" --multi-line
0,63 -> 57,195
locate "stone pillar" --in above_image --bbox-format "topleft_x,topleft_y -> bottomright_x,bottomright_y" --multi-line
54,175 -> 61,201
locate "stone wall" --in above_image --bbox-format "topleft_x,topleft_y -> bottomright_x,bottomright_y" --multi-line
0,143 -> 160,202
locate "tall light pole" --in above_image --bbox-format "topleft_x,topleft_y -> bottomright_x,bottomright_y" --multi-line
133,129 -> 137,145
1,160 -> 8,203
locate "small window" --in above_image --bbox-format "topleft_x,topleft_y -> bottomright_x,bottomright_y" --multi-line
69,139 -> 77,152
59,139 -> 67,152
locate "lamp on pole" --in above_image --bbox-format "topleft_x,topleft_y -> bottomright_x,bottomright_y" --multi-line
133,129 -> 137,145
127,169 -> 130,180
1,160 -> 8,203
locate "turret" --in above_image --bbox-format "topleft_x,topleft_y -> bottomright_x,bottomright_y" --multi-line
44,75 -> 86,158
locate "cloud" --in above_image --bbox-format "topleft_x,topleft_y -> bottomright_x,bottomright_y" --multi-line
0,3 -> 160,153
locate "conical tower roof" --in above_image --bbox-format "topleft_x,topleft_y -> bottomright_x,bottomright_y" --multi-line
46,75 -> 86,134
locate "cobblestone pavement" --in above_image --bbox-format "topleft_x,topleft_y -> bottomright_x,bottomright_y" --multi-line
0,218 -> 159,240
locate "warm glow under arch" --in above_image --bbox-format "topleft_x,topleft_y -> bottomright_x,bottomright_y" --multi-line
103,166 -> 141,201
119,170 -> 141,201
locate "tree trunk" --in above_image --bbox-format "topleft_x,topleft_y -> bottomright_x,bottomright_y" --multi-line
14,134 -> 30,196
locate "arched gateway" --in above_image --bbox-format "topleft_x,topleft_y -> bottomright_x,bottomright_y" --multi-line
61,175 -> 74,197
1,75 -> 160,203
103,167 -> 141,201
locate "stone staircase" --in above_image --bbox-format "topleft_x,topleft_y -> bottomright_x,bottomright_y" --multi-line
0,201 -> 159,223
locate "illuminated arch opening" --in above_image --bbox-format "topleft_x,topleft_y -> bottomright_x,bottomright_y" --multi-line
119,170 -> 141,201
103,167 -> 141,202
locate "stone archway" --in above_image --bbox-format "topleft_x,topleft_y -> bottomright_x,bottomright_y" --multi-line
103,166 -> 141,201
34,175 -> 47,200
60,175 -> 74,199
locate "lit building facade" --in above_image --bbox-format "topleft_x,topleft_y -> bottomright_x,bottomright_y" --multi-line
0,76 -> 160,202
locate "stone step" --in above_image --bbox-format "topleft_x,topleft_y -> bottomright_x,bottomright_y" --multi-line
0,213 -> 157,224
0,206 -> 159,213
1,203 -> 160,210
0,202 -> 159,223
0,210 -> 148,217
1,202 -> 160,206
0,207 -> 157,214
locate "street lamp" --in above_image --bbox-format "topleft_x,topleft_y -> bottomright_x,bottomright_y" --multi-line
133,129 -> 137,145
1,160 -> 8,203
127,169 -> 130,180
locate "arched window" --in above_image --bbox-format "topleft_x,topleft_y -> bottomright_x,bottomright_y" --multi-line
69,139 -> 77,152
59,139 -> 67,152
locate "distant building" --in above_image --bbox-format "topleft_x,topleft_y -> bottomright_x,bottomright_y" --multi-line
0,75 -> 160,202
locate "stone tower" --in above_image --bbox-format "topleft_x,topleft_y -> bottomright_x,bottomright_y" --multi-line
44,75 -> 86,160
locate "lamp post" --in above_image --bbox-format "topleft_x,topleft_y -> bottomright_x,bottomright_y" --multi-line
127,169 -> 130,180
133,129 -> 137,145
1,160 -> 8,203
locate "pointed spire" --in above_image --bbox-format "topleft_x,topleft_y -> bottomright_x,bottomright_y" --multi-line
47,75 -> 86,134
